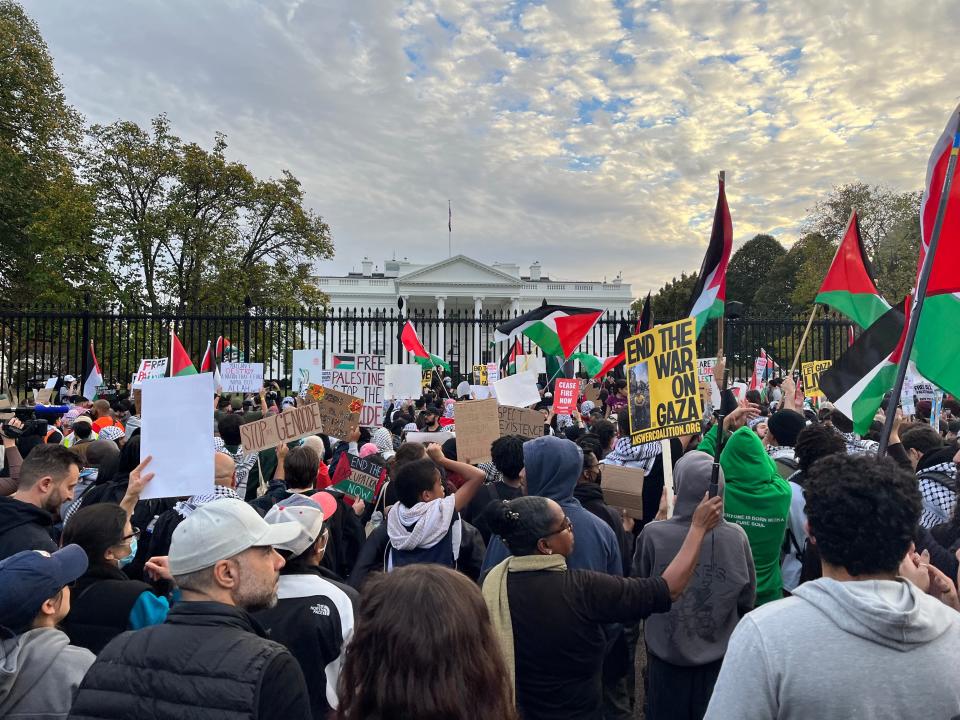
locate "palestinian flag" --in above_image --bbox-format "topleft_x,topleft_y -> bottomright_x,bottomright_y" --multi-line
506,338 -> 524,375
495,302 -> 602,359
815,210 -> 890,328
200,341 -> 213,372
170,328 -> 197,376
819,299 -> 908,435
82,341 -> 103,400
333,355 -> 355,370
569,352 -> 608,378
401,321 -> 450,372
687,173 -> 733,338
913,104 -> 960,398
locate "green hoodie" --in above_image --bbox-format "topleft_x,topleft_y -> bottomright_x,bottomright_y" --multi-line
700,424 -> 791,605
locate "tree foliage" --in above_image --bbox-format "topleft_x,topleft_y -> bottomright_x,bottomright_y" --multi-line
725,234 -> 786,309
643,272 -> 699,320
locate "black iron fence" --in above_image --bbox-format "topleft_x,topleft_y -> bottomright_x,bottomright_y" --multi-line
0,303 -> 856,399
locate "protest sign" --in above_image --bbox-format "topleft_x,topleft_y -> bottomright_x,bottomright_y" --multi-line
486,362 -> 500,385
133,358 -> 168,389
292,349 -> 325,393
931,390 -> 944,429
238,402 -> 326,453
697,358 -> 717,384
473,364 -> 488,385
493,371 -> 540,408
96,385 -> 117,399
421,369 -> 432,391
33,388 -> 52,404
452,399 -> 499,464
330,453 -> 387,503
625,318 -> 702,445
913,382 -> 936,403
600,465 -> 645,519
302,384 -> 362,440
220,362 -> 264,393
801,360 -> 832,398
140,373 -> 215,499
384,364 -> 423,400
405,431 -> 456,445
470,385 -> 492,399
553,378 -> 579,414
44,377 -> 58,390
319,354 -> 385,426
498,405 -> 545,438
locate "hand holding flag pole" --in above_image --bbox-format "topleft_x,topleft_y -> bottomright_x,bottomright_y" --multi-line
878,112 -> 960,455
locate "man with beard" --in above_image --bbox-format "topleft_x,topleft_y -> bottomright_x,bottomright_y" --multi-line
0,445 -> 81,559
68,499 -> 311,720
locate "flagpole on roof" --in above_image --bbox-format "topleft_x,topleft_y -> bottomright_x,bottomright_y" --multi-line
878,113 -> 960,455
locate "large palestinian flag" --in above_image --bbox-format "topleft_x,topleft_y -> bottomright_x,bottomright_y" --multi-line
401,321 -> 450,372
687,173 -> 733,338
569,294 -> 653,379
818,299 -> 907,435
913,104 -> 960,398
494,303 -> 602,359
814,210 -> 890,329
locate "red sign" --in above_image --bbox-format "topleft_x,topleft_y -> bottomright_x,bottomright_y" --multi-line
553,378 -> 579,415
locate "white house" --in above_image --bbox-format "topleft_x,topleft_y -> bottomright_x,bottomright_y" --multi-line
313,255 -> 634,368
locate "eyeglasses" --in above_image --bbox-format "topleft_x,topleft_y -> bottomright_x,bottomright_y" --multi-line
542,516 -> 573,539
123,527 -> 141,542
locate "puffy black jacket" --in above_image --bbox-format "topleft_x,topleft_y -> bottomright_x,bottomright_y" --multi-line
67,601 -> 311,720
0,495 -> 57,560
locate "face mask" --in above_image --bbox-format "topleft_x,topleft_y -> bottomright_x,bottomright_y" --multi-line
119,538 -> 137,568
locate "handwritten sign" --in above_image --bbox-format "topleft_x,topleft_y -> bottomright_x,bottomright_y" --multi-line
133,358 -> 168,389
303,385 -> 362,440
220,362 -> 264,393
498,405 -> 545,438
238,404 -> 325,453
553,378 -> 579,414
319,354 -> 384,426
625,318 -> 702,445
330,453 -> 387,503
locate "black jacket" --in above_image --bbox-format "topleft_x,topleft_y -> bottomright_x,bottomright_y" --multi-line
0,495 -> 57,560
67,601 -> 310,720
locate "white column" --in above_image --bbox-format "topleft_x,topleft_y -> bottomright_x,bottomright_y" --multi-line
436,296 -> 446,363
510,297 -> 520,317
473,296 -> 483,366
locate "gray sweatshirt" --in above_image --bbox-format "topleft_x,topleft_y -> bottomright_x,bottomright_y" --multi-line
635,451 -> 756,666
705,577 -> 960,719
0,627 -> 95,719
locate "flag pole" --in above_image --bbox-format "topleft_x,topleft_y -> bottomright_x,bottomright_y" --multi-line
878,115 -> 960,455
448,200 -> 452,258
788,305 -> 819,375
432,364 -> 452,399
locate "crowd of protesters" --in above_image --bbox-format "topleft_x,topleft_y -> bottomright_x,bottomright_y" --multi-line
0,365 -> 959,720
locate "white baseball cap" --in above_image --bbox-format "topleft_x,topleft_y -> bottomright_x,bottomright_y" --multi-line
168,498 -> 301,575
263,495 -> 327,556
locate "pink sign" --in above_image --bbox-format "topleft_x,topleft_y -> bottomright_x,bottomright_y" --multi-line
553,378 -> 579,415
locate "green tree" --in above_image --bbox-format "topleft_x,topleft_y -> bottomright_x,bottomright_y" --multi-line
790,232 -> 835,308
0,0 -> 97,302
84,116 -> 334,312
725,234 -> 786,313
645,272 -> 699,320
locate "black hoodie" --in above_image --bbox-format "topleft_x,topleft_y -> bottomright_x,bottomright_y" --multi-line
0,495 -> 57,560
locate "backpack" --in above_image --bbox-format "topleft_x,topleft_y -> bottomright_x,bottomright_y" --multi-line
774,456 -> 799,480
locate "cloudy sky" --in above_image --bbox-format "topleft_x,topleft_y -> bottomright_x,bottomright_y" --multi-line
25,0 -> 959,296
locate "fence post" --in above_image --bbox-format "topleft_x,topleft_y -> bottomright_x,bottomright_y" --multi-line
243,295 -> 252,362
80,292 -> 91,386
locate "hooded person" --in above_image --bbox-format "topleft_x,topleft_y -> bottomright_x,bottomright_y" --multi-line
705,453 -> 960,719
482,435 -> 622,576
634,452 -> 756,720
698,404 -> 791,606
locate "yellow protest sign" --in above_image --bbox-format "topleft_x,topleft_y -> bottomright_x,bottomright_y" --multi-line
801,360 -> 832,398
473,363 -> 488,385
625,318 -> 702,445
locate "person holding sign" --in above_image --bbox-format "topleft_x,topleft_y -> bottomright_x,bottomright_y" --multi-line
698,400 -> 791,606
481,492 -> 723,720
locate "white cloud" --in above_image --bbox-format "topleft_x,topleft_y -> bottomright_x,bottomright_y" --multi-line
22,0 -> 960,296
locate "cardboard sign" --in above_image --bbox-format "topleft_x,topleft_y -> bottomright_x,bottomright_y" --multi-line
330,453 -> 387,503
493,371 -> 540,408
33,388 -> 53,404
220,362 -> 264,393
319,354 -> 385,426
498,405 -> 545,438
238,403 -> 325,453
303,385 -> 362,440
600,464 -> 646,519
384,364 -> 423,400
405,431 -> 456,445
553,378 -> 579,414
801,360 -> 832,399
452,399 -> 500,464
140,373 -> 215,499
486,362 -> 500,385
133,358 -> 168,389
625,318 -> 702,445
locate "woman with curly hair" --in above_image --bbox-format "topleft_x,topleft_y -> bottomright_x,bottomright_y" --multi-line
336,564 -> 517,720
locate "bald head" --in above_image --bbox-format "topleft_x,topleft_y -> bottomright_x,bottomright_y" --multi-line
214,452 -> 237,488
